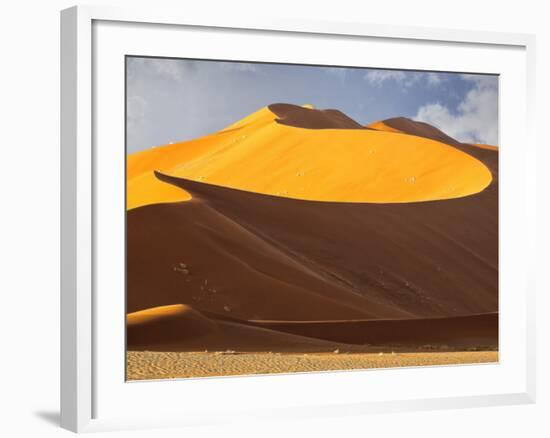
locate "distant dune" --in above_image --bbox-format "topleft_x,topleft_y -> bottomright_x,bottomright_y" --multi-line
367,116 -> 498,178
127,104 -> 493,208
269,103 -> 365,129
367,117 -> 463,146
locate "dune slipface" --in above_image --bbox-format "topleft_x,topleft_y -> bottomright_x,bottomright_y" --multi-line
128,165 -> 497,320
126,103 -> 498,377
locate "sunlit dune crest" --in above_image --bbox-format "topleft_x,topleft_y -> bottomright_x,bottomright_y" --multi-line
127,304 -> 219,346
127,303 -> 203,326
367,120 -> 403,133
468,143 -> 499,151
127,104 -> 493,209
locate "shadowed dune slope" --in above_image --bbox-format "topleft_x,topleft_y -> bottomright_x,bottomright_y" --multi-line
127,305 -> 497,352
127,304 -> 350,353
368,117 -> 463,146
127,104 -> 493,208
249,313 -> 498,348
127,146 -> 498,321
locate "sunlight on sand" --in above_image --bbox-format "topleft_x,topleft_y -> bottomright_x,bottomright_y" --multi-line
127,105 -> 493,209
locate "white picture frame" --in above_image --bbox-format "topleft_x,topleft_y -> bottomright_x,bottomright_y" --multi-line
60,4 -> 536,433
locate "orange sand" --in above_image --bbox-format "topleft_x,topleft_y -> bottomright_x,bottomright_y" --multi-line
127,105 -> 493,209
367,120 -> 403,133
469,143 -> 499,151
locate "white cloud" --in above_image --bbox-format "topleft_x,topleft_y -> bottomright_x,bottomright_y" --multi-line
321,67 -> 348,80
364,70 -> 445,88
415,75 -> 498,144
426,72 -> 442,86
365,70 -> 407,86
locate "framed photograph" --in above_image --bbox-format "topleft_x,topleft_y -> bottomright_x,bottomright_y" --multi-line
61,5 -> 536,433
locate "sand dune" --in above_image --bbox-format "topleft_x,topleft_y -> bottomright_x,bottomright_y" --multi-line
126,105 -> 498,378
127,304 -> 497,353
127,304 -> 218,347
269,103 -> 365,129
367,117 -> 463,146
127,103 -> 493,208
127,157 -> 497,321
367,120 -> 403,133
367,116 -> 498,178
469,143 -> 499,151
126,303 -> 498,380
127,304 -> 351,353
249,313 -> 498,348
367,118 -> 498,153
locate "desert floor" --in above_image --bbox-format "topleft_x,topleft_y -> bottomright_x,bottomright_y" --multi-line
127,350 -> 498,380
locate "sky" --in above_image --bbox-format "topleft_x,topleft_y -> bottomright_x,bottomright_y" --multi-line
126,57 -> 498,153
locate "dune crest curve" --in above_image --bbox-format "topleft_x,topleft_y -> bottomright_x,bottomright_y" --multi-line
127,104 -> 493,209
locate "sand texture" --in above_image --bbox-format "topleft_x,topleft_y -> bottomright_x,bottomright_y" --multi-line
127,351 -> 498,380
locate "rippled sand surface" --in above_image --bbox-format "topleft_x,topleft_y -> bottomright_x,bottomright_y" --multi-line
127,351 -> 498,381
